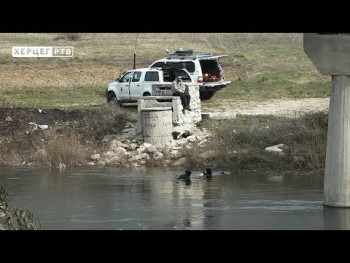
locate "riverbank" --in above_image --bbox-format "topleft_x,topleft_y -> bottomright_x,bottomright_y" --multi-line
0,103 -> 328,174
0,33 -> 330,173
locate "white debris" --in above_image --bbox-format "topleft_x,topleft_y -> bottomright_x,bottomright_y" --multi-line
265,144 -> 286,155
38,125 -> 48,130
28,122 -> 48,131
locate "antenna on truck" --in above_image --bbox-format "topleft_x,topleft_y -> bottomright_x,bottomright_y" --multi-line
133,33 -> 139,69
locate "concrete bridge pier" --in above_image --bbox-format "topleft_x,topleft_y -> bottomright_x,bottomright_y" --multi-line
324,75 -> 350,206
304,33 -> 350,207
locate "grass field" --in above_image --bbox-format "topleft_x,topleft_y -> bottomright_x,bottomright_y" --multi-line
0,33 -> 330,109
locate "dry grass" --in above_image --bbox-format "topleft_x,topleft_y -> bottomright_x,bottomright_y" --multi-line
0,65 -> 123,91
185,112 -> 328,172
40,130 -> 87,168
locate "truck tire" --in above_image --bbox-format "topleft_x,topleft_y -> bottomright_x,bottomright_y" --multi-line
107,92 -> 122,107
200,89 -> 216,100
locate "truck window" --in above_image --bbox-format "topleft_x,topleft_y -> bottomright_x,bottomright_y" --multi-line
120,72 -> 133,82
132,71 -> 142,82
151,62 -> 164,68
144,71 -> 159,81
163,62 -> 195,73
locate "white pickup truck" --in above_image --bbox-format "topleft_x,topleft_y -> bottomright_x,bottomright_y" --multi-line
106,67 -> 192,106
149,49 -> 231,100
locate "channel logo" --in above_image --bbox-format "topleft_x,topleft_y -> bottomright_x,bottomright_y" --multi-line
12,46 -> 73,57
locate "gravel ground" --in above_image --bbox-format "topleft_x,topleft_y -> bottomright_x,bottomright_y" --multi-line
203,98 -> 330,118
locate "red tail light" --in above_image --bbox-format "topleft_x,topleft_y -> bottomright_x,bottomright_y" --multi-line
197,76 -> 203,83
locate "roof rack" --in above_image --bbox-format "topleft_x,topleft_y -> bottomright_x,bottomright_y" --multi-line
166,49 -> 213,60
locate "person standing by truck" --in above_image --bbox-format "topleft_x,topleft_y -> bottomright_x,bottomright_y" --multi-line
172,75 -> 191,113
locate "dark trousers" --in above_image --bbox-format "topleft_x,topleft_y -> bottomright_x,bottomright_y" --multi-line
173,91 -> 191,108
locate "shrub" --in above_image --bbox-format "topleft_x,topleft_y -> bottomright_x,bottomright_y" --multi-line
53,33 -> 81,41
0,185 -> 39,230
78,104 -> 134,142
43,131 -> 86,168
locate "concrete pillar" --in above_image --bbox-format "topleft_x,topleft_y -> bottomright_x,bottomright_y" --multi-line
324,75 -> 350,207
304,33 -> 350,207
174,84 -> 202,127
141,107 -> 173,147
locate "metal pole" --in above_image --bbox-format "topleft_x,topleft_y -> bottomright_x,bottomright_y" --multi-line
133,33 -> 139,69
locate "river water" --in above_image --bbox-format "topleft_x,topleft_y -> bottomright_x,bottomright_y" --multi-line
0,167 -> 348,230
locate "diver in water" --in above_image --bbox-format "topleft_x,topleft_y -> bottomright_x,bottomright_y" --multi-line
175,170 -> 192,185
203,168 -> 213,180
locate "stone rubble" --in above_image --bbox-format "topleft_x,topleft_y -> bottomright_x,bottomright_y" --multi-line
89,121 -> 211,168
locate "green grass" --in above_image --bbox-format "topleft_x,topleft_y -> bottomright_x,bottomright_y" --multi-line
215,70 -> 331,101
1,85 -> 106,109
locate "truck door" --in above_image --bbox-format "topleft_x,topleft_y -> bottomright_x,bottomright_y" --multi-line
143,71 -> 160,96
199,55 -> 228,82
129,71 -> 143,100
118,71 -> 134,100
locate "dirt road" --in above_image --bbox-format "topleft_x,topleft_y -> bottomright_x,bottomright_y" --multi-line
202,98 -> 330,117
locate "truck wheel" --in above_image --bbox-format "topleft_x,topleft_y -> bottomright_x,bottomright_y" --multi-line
200,89 -> 216,100
107,93 -> 122,107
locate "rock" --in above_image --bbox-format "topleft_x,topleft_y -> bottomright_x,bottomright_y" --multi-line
87,162 -> 95,166
90,153 -> 100,161
153,152 -> 164,160
129,153 -> 148,162
137,143 -> 157,154
5,116 -> 13,122
186,135 -> 197,142
104,156 -> 122,165
185,145 -> 192,150
112,146 -> 127,155
103,151 -> 116,158
169,149 -> 180,157
112,147 -> 131,159
127,143 -> 138,151
109,139 -> 128,149
198,139 -> 208,147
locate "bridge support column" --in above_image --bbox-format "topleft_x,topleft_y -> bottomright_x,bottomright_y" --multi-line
304,33 -> 350,207
324,75 -> 350,206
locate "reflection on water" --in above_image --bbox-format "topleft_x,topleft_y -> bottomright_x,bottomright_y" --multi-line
0,167 -> 332,230
323,206 -> 350,230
